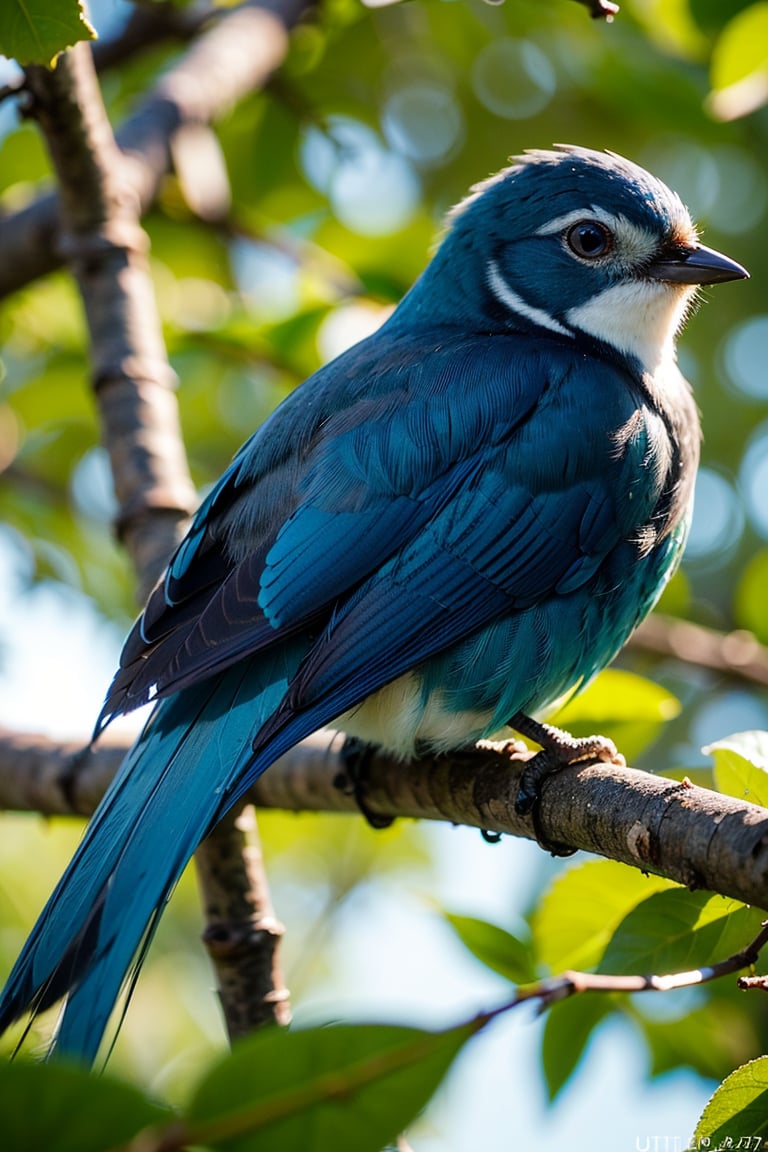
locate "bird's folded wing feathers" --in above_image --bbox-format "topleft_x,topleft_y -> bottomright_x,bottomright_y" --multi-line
100,334 -> 660,734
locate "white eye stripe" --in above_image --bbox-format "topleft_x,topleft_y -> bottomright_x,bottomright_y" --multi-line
535,206 -> 616,236
486,260 -> 573,338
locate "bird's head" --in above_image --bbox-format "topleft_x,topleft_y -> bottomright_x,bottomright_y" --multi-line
412,145 -> 747,375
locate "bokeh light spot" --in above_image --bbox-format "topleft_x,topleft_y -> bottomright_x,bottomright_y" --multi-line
740,420 -> 768,538
232,242 -> 300,321
692,691 -> 768,751
722,315 -> 768,400
685,467 -> 744,560
300,117 -> 420,236
471,39 -> 556,120
643,139 -> 720,219
70,447 -> 117,524
382,83 -> 464,168
330,149 -> 420,236
707,145 -> 767,235
646,140 -> 766,234
317,301 -> 391,362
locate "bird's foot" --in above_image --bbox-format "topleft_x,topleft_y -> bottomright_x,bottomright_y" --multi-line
333,737 -> 395,830
510,712 -> 625,817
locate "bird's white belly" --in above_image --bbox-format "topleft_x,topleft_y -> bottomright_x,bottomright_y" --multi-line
335,672 -> 495,758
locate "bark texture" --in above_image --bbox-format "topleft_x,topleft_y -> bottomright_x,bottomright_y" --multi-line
2,727 -> 767,911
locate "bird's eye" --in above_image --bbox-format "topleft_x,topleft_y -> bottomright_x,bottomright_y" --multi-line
566,221 -> 612,260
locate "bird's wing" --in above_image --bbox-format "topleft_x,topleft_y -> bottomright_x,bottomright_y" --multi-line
253,411 -> 666,756
99,332 -> 665,732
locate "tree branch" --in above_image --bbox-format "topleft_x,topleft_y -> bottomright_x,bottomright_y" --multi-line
3,726 -> 768,912
630,614 -> 768,689
91,1 -> 215,75
0,0 -> 309,301
572,0 -> 619,20
194,806 -> 292,1036
514,920 -> 768,1008
20,16 -> 300,1041
24,45 -> 197,594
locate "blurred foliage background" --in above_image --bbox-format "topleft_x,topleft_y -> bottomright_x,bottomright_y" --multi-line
0,0 -> 767,1148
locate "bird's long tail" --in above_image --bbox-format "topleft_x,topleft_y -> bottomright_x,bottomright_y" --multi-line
0,645 -> 304,1065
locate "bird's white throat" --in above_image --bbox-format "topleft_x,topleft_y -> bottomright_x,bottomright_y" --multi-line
566,279 -> 696,376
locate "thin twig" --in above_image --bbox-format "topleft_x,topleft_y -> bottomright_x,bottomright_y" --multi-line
572,0 -> 619,19
514,920 -> 768,1008
194,806 -> 291,1036
24,45 -> 197,594
116,914 -> 768,1152
630,614 -> 768,689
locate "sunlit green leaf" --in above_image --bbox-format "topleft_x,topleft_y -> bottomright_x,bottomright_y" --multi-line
628,0 -> 708,59
705,730 -> 768,808
547,670 -> 680,763
444,911 -> 535,984
533,859 -> 678,973
695,1056 -> 768,1147
0,0 -> 95,66
708,2 -> 768,119
599,889 -> 763,975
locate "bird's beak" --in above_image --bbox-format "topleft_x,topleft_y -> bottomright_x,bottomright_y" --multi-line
647,243 -> 749,285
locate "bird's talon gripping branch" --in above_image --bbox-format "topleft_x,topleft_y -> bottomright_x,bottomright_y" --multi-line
511,712 -> 625,817
335,737 -> 395,831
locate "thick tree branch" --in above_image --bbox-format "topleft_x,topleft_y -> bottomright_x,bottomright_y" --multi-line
24,45 -> 197,594
20,19 -> 300,1041
0,0 -> 309,301
3,727 -> 768,912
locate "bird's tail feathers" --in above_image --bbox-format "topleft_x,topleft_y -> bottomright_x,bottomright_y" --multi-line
0,645 -> 304,1064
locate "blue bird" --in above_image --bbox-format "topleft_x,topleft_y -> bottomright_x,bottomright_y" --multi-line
0,146 -> 747,1063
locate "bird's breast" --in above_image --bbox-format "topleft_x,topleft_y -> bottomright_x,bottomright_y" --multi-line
335,672 -> 495,758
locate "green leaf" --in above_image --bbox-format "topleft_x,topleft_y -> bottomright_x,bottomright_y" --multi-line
444,912 -> 535,983
695,1056 -> 768,1147
185,1019 -> 481,1151
548,669 -> 680,763
533,859 -> 678,973
0,1060 -> 168,1152
541,995 -> 613,1101
629,0 -> 708,59
599,889 -> 764,975
705,730 -> 768,808
709,2 -> 768,119
641,1003 -> 755,1082
0,0 -> 96,67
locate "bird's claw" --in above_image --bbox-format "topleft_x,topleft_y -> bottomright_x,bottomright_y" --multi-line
509,713 -> 625,818
334,737 -> 395,830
